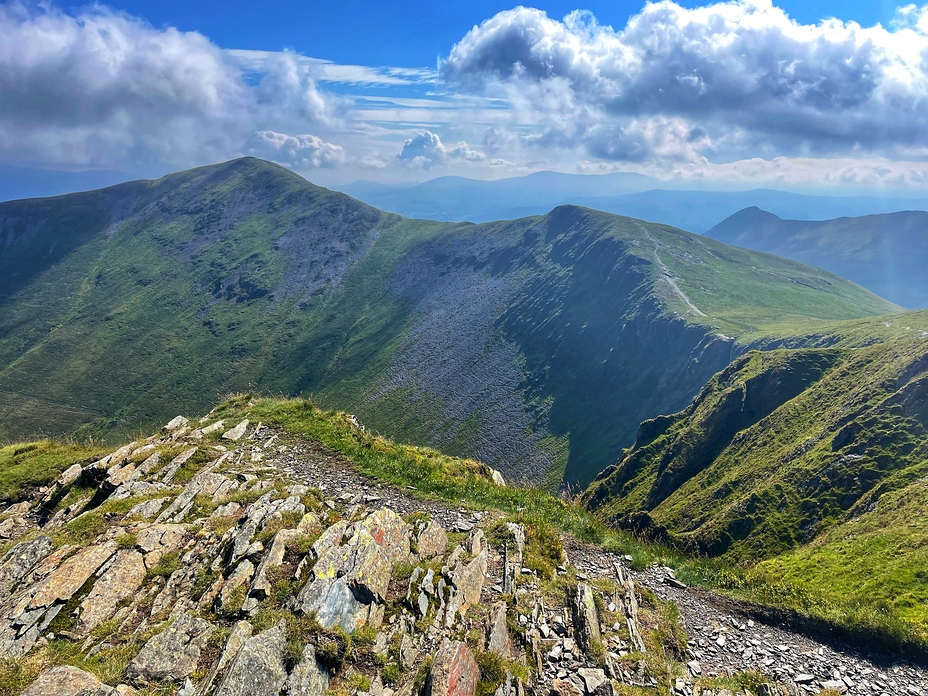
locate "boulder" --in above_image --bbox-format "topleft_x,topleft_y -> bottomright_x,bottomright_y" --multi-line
217,559 -> 255,614
415,520 -> 448,559
577,668 -> 607,694
359,507 -> 412,565
285,643 -> 330,696
215,620 -> 289,696
135,524 -> 187,569
549,680 -> 584,696
76,550 -> 146,635
21,665 -> 115,695
569,583 -> 602,658
127,613 -> 215,684
426,640 -> 480,696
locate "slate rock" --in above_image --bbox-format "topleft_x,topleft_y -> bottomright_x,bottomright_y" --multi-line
21,665 -> 114,696
486,601 -> 510,656
76,550 -> 146,635
426,640 -> 480,696
215,620 -> 288,696
416,520 -> 448,559
28,543 -> 115,609
127,613 -> 215,684
286,643 -> 330,696
569,583 -> 602,658
223,419 -> 250,441
0,535 -> 52,598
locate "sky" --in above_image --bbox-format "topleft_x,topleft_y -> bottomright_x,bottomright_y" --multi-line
3,0 -> 928,191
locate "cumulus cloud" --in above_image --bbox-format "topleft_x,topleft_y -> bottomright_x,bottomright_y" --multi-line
397,130 -> 486,169
0,3 -> 342,169
441,1 -> 928,163
247,131 -> 345,168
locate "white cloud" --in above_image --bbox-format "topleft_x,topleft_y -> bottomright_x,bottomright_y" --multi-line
397,130 -> 486,169
247,131 -> 345,168
441,1 -> 928,163
0,3 -> 346,169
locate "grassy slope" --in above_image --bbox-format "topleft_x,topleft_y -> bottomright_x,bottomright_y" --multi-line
706,208 -> 928,309
0,162 -> 901,488
583,313 -> 928,643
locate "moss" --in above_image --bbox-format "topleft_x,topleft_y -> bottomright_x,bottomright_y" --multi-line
146,552 -> 181,579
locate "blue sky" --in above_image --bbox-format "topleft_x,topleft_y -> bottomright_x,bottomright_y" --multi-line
79,1 -> 897,66
4,0 -> 928,191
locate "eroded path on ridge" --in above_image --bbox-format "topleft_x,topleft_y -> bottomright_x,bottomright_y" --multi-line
266,432 -> 927,696
635,221 -> 707,318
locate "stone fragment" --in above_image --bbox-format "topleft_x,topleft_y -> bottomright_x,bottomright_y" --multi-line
21,665 -> 114,696
126,497 -> 169,520
135,524 -> 187,569
286,643 -> 330,696
358,507 -> 412,565
426,640 -> 480,696
486,602 -> 510,656
577,668 -> 607,694
215,620 -> 288,696
200,620 -> 253,694
164,416 -> 189,431
569,583 -> 602,658
160,447 -> 198,483
217,559 -> 255,614
76,550 -> 146,635
550,679 -> 584,696
223,420 -> 250,441
127,613 -> 215,684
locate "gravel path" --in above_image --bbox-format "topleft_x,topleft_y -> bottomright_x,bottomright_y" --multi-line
265,432 -> 928,695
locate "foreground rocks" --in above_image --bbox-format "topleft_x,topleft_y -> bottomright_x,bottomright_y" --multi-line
0,412 -> 924,696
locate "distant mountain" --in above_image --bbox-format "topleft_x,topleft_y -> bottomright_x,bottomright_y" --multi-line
0,158 -> 900,488
339,172 -> 928,231
0,163 -> 137,202
707,208 -> 928,308
338,170 -> 660,221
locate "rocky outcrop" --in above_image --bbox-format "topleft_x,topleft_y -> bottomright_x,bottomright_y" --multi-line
6,412 -> 914,696
285,644 -> 329,696
569,583 -> 602,658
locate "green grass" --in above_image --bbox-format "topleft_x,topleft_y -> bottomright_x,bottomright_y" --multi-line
0,440 -> 106,505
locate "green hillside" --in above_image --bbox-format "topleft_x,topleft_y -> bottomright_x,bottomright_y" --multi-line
707,207 -> 928,309
583,314 -> 928,637
0,158 -> 901,487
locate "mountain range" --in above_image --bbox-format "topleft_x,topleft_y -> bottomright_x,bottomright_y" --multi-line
0,157 -> 901,489
707,207 -> 928,309
339,174 -> 928,233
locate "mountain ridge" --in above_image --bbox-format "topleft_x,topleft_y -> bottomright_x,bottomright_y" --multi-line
0,158 -> 903,488
707,207 -> 928,309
